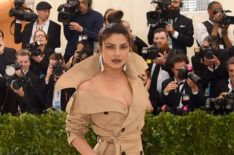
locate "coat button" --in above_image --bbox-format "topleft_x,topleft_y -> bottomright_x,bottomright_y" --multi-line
121,128 -> 125,132
104,112 -> 108,115
122,152 -> 126,155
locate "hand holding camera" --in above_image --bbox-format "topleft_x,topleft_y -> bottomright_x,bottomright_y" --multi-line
45,65 -> 53,84
165,24 -> 175,35
11,84 -> 24,97
186,78 -> 198,93
152,52 -> 166,65
164,81 -> 178,94
69,22 -> 83,32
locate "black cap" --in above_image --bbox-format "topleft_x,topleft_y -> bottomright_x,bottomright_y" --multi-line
36,1 -> 52,10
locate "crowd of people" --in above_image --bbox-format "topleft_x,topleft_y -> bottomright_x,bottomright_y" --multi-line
0,0 -> 234,154
0,0 -> 234,117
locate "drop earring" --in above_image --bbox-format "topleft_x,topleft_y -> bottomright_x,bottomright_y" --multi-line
99,54 -> 104,72
123,64 -> 127,72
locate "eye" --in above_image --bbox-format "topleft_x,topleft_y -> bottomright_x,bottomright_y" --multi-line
120,44 -> 128,49
106,44 -> 115,49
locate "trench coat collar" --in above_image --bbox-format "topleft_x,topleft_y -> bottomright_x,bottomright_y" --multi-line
55,52 -> 148,92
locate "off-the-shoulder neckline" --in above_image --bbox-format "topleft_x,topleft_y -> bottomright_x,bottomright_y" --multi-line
79,90 -> 131,109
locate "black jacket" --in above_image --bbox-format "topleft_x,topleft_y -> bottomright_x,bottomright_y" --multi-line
161,77 -> 205,112
191,48 -> 234,97
1,71 -> 44,114
0,47 -> 16,75
148,14 -> 194,54
14,20 -> 61,50
30,47 -> 54,78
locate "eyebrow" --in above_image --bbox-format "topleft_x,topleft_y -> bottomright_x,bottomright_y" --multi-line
104,43 -> 128,45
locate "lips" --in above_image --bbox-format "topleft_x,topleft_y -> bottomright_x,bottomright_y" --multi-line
112,59 -> 121,63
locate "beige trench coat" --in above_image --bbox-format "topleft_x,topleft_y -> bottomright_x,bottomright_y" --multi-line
56,52 -> 148,155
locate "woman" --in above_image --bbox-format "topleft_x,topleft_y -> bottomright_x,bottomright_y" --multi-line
56,23 -> 153,154
30,30 -> 54,78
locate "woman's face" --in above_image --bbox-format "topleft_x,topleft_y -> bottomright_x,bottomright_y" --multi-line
100,33 -> 130,70
34,31 -> 47,46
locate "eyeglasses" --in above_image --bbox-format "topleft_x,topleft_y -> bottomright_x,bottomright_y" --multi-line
35,34 -> 46,38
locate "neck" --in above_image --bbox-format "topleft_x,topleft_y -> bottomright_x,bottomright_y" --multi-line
209,17 -> 215,24
101,66 -> 125,81
231,80 -> 234,89
38,45 -> 45,52
80,9 -> 88,15
38,18 -> 46,26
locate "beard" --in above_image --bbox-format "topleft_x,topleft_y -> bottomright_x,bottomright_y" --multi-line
167,8 -> 180,19
158,43 -> 169,52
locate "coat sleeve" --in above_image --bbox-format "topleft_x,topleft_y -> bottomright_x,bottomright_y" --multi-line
66,91 -> 91,146
176,18 -> 194,47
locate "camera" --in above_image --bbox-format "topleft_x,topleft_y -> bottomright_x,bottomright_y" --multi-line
200,46 -> 219,59
26,41 -> 41,56
213,9 -> 234,25
9,0 -> 38,22
76,49 -> 93,63
178,65 -> 201,84
142,43 -> 161,61
204,91 -> 234,114
4,64 -> 31,90
52,61 -> 65,76
57,0 -> 80,24
146,0 -> 171,25
195,46 -> 225,60
52,48 -> 66,76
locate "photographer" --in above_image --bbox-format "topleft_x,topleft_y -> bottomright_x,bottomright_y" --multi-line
0,30 -> 16,108
161,54 -> 205,114
14,1 -> 61,50
147,0 -> 194,54
1,50 -> 44,115
212,56 -> 234,98
148,28 -> 185,114
43,54 -> 73,111
192,35 -> 233,98
195,1 -> 233,49
63,0 -> 103,63
66,39 -> 93,69
29,30 -> 54,78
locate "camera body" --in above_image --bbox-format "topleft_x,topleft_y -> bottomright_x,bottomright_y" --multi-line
76,48 -> 93,63
146,0 -> 171,25
57,0 -> 80,24
200,46 -> 219,59
26,41 -> 41,56
178,65 -> 201,84
4,64 -> 31,90
213,9 -> 234,25
206,91 -> 234,114
52,61 -> 66,76
142,43 -> 161,61
52,49 -> 66,76
9,0 -> 38,22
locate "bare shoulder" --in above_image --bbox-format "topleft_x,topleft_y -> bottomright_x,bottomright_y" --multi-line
78,80 -> 93,91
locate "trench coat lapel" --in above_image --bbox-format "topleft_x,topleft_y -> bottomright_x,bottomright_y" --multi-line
56,52 -> 148,92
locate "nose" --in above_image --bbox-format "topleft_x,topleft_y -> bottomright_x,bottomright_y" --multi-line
115,48 -> 121,56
